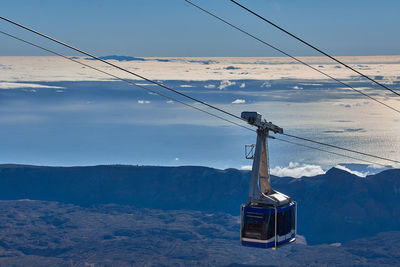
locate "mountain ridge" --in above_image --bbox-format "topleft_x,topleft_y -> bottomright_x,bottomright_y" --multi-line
0,164 -> 399,244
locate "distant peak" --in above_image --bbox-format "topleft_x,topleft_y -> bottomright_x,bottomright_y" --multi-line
86,55 -> 146,62
325,167 -> 358,177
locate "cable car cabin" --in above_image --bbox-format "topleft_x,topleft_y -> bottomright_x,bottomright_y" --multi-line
240,111 -> 297,249
240,201 -> 297,249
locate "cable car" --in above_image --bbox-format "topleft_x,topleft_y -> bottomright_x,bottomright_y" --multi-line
240,112 -> 297,249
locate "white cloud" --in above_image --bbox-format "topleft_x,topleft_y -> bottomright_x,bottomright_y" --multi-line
293,85 -> 303,90
0,82 -> 64,90
166,100 -> 174,104
232,99 -> 246,104
180,84 -> 194,88
299,83 -> 323,86
270,162 -> 325,178
240,83 -> 246,88
335,103 -> 352,108
138,100 -> 151,104
335,165 -> 368,177
356,101 -> 371,106
337,86 -> 371,91
135,83 -> 152,86
240,165 -> 252,170
175,157 -> 180,161
241,162 -> 325,178
367,164 -> 387,169
382,76 -> 396,85
261,81 -> 271,88
218,80 -> 236,90
333,101 -> 371,108
204,84 -> 216,89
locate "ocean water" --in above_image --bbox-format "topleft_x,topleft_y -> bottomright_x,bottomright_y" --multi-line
0,78 -> 398,174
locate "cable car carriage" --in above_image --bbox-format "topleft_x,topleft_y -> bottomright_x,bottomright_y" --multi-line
240,112 -> 297,249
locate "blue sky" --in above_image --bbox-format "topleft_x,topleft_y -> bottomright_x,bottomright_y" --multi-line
0,1 -> 399,175
1,0 -> 400,56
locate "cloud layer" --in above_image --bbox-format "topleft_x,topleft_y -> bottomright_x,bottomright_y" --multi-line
335,165 -> 368,177
270,162 -> 325,178
241,162 -> 325,178
218,80 -> 236,90
231,99 -> 246,104
3,55 -> 400,82
0,82 -> 64,90
241,162 -> 377,178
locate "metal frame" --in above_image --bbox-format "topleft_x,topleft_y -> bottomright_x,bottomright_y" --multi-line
245,144 -> 255,159
240,204 -> 243,243
274,207 -> 277,249
295,201 -> 297,237
240,111 -> 297,249
241,112 -> 288,206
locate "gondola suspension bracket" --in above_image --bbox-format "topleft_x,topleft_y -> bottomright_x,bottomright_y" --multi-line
240,111 -> 296,249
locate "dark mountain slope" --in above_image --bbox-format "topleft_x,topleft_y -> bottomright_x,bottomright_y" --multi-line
0,165 -> 249,212
0,164 -> 399,244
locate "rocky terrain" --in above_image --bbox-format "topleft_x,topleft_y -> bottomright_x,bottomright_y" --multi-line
0,164 -> 399,266
0,200 -> 400,266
